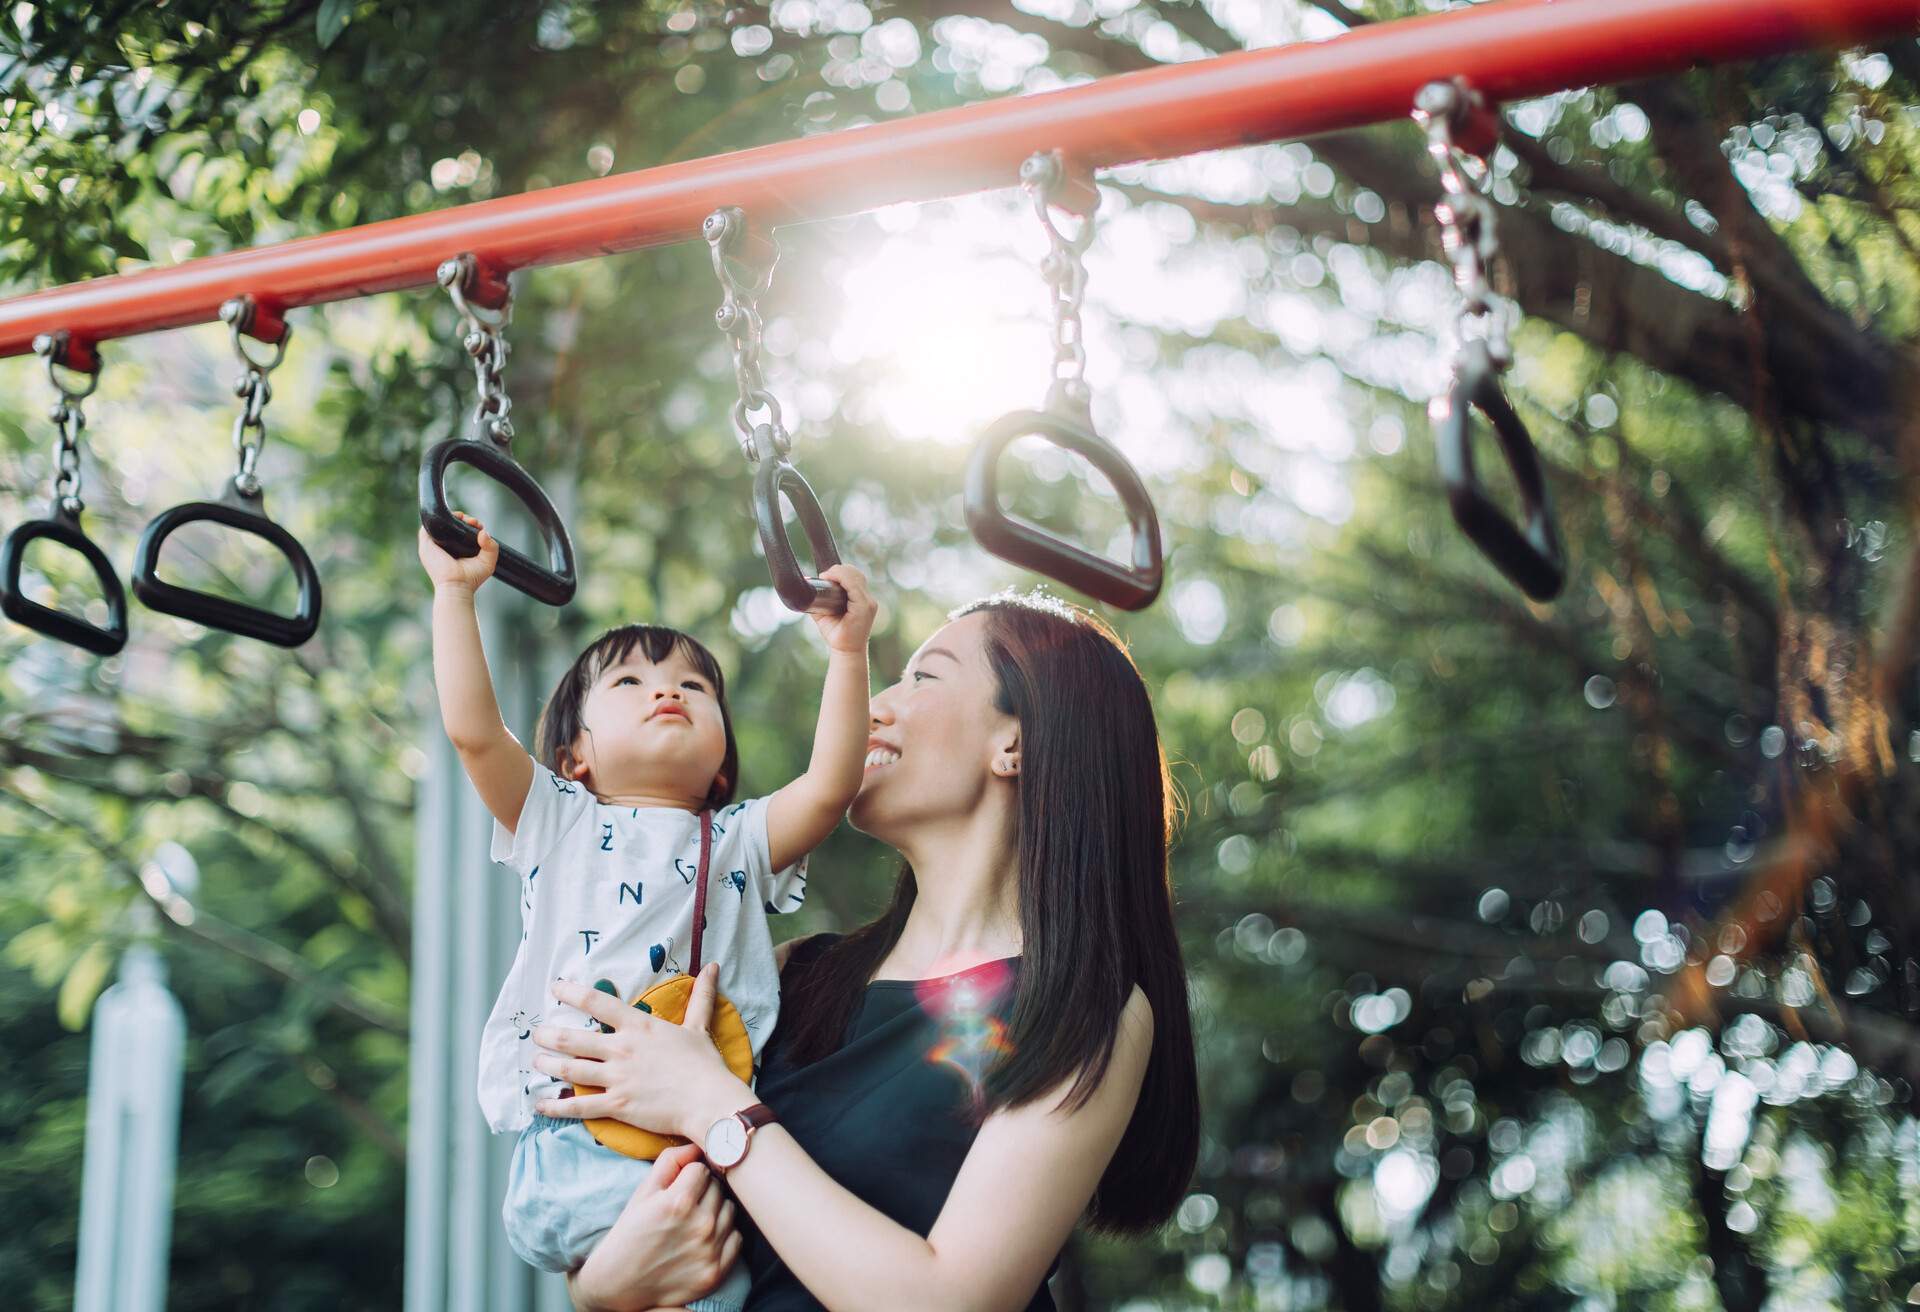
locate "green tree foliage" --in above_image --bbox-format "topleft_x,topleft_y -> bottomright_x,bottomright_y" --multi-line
3,1 -> 1918,1308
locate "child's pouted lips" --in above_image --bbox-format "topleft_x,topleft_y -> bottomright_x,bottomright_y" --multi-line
650,703 -> 690,722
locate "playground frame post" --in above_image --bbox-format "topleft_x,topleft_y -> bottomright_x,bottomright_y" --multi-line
2,0 -> 1917,359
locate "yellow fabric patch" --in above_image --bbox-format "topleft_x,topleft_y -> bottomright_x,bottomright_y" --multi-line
579,973 -> 754,1161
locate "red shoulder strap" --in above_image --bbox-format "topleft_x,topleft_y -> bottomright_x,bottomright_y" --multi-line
689,809 -> 713,976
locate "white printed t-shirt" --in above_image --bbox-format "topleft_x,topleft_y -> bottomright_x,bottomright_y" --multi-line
478,761 -> 809,1135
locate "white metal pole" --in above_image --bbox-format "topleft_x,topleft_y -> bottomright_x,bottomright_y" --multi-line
73,924 -> 185,1312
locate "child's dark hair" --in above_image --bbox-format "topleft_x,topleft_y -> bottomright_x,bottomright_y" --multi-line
533,624 -> 740,809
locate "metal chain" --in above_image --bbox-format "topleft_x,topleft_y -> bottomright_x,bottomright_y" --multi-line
33,332 -> 98,517
704,206 -> 789,465
1019,150 -> 1097,417
1413,81 -> 1511,369
223,302 -> 290,498
438,255 -> 516,448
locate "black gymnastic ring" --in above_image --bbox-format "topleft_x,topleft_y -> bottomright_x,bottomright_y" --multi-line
0,500 -> 129,655
131,478 -> 323,647
419,438 -> 578,608
1433,339 -> 1566,602
963,408 -> 1164,611
751,457 -> 846,615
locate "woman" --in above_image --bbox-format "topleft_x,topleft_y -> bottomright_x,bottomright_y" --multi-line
530,592 -> 1200,1310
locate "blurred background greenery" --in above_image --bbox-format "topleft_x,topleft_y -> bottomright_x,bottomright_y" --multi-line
3,1 -> 1918,1308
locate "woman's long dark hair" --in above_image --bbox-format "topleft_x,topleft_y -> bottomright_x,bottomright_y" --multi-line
775,593 -> 1199,1234
533,624 -> 740,810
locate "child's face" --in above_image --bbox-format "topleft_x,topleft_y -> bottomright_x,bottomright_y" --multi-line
566,648 -> 728,804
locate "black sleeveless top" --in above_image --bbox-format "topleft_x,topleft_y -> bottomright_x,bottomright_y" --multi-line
741,933 -> 1060,1311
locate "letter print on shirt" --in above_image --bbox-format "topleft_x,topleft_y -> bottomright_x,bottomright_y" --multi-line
479,784 -> 800,1137
600,822 -> 615,851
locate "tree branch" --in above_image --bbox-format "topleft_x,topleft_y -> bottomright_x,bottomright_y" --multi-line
0,738 -> 413,963
0,789 -> 409,1037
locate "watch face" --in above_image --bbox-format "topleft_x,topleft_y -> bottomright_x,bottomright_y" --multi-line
706,1114 -> 748,1168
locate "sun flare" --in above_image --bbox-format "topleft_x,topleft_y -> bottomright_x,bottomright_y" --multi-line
830,199 -> 1055,446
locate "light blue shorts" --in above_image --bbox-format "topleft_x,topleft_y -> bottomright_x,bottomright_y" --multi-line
502,1113 -> 751,1311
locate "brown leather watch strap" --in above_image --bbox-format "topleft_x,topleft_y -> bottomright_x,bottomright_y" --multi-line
710,1102 -> 779,1176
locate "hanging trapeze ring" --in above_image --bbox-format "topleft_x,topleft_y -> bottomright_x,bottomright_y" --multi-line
705,206 -> 847,614
1433,338 -> 1566,602
964,150 -> 1164,611
418,439 -> 580,608
1415,79 -> 1566,603
751,457 -> 846,615
133,307 -> 323,647
417,252 -> 579,608
0,333 -> 129,655
965,406 -> 1164,613
0,510 -> 129,655
131,477 -> 324,647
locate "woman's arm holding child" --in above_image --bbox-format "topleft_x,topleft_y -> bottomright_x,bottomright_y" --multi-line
545,968 -> 1157,1312
420,512 -> 536,833
766,565 -> 877,872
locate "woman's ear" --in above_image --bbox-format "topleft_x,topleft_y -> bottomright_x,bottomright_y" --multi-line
990,728 -> 1021,779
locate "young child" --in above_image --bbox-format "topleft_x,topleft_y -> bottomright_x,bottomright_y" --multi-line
420,510 -> 875,1304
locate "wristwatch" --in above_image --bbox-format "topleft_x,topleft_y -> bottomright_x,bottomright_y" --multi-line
704,1102 -> 778,1174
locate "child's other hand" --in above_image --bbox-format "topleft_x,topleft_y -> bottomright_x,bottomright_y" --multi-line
810,564 -> 876,655
418,511 -> 500,593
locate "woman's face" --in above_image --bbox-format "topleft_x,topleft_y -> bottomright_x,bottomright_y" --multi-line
852,610 -> 1017,842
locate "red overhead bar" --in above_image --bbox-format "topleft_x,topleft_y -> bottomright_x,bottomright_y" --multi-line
3,0 -> 1915,359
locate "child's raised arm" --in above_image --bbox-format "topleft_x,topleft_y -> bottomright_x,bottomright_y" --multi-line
421,512 -> 536,834
766,565 -> 877,872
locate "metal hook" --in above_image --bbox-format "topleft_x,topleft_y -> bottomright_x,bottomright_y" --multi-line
438,253 -> 513,333
34,331 -> 100,403
221,296 -> 291,374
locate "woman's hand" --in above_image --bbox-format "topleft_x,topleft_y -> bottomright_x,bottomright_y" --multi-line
566,1143 -> 742,1312
810,563 -> 877,655
532,962 -> 753,1142
417,510 -> 499,593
